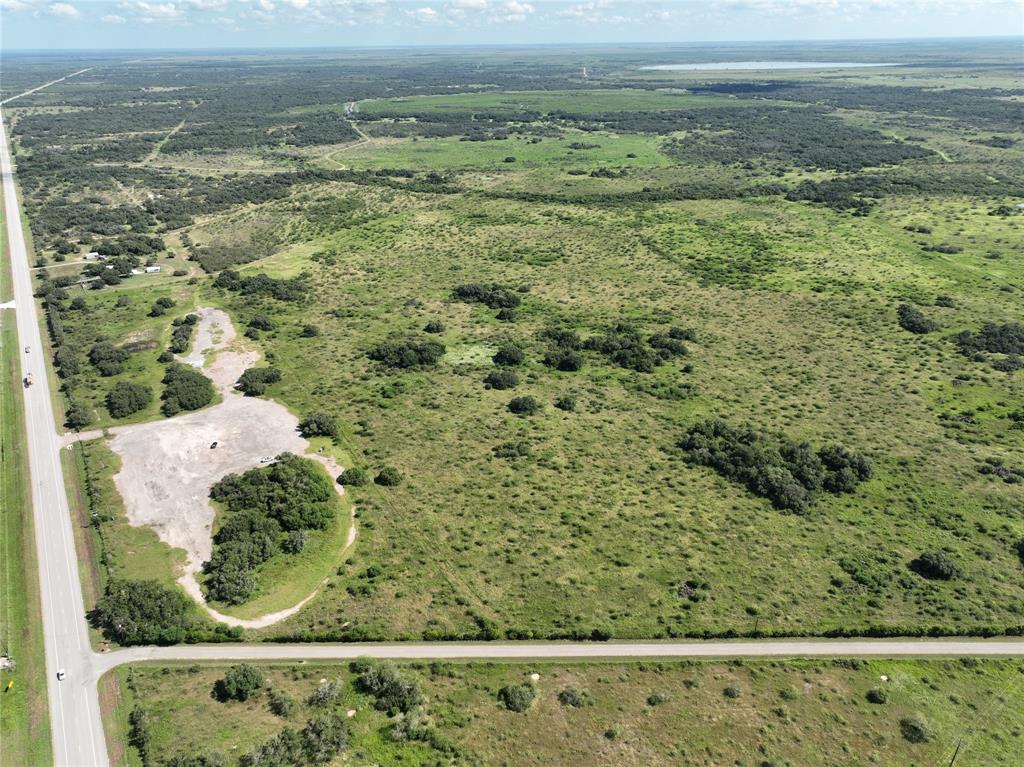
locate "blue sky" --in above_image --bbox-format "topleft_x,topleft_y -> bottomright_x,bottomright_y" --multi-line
2,0 -> 1023,50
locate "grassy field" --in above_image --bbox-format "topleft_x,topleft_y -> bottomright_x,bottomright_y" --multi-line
4,46 -> 1022,647
355,89 -> 763,115
0,310 -> 52,764
106,656 -> 1024,767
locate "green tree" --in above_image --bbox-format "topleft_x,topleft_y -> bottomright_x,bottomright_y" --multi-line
214,664 -> 265,702
106,381 -> 152,418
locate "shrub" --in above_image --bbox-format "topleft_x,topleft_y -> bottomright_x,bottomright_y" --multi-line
724,685 -> 742,699
236,367 -> 282,396
69,296 -> 87,310
149,297 -> 175,317
169,317 -> 198,354
492,344 -> 524,366
508,396 -> 540,415
647,692 -> 669,706
282,530 -> 308,554
492,440 -> 530,459
554,394 -> 576,411
161,364 -> 214,416
498,683 -> 536,712
214,665 -> 265,702
866,687 -> 888,704
301,713 -> 348,764
354,661 -> 422,714
897,303 -> 939,334
88,340 -> 129,376
300,324 -> 321,337
269,689 -> 296,718
910,550 -> 960,580
299,412 -> 339,438
308,679 -> 344,708
423,320 -> 445,334
900,716 -> 932,743
339,467 -> 368,487
484,369 -> 519,390
248,313 -> 275,331
557,688 -> 588,708
496,308 -> 517,322
542,349 -> 583,371
239,729 -> 304,767
106,382 -> 152,418
54,345 -> 79,377
367,339 -> 445,369
375,467 -> 403,486
92,579 -> 193,645
452,283 -> 521,309
65,401 -> 92,430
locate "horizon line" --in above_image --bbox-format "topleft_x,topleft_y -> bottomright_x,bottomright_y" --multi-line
2,33 -> 1022,55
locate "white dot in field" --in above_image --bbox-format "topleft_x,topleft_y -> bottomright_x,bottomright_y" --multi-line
880,675 -> 889,682
530,673 -> 540,682
319,678 -> 327,683
347,709 -> 356,718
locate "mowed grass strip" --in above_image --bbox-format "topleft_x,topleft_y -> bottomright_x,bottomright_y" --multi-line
0,312 -> 53,764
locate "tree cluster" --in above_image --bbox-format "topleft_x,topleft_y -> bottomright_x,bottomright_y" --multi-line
452,283 -> 522,309
161,363 -> 214,416
367,339 -> 445,369
204,454 -> 336,604
236,367 -> 282,396
679,419 -> 872,513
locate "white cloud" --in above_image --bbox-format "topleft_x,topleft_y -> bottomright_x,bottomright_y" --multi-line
256,0 -> 274,10
48,1 -> 80,17
121,1 -> 186,22
408,5 -> 439,21
450,0 -> 487,8
0,0 -> 37,11
280,0 -> 309,8
489,0 -> 532,22
102,12 -> 127,22
182,0 -> 227,9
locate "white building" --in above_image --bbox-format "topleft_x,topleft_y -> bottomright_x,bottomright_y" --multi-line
83,252 -> 100,260
145,265 -> 162,273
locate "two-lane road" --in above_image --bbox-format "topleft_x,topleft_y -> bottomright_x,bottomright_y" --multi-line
2,107 -> 108,765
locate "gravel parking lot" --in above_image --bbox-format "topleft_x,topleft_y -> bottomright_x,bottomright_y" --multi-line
106,308 -> 349,627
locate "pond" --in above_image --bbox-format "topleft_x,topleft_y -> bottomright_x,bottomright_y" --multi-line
641,61 -> 901,71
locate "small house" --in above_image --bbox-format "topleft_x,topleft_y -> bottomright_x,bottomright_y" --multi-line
83,252 -> 100,260
145,265 -> 162,273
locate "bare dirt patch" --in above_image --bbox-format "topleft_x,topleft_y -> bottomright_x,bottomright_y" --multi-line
105,307 -> 353,628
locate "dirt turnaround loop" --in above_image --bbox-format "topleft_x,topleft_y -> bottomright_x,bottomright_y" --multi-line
106,307 -> 355,629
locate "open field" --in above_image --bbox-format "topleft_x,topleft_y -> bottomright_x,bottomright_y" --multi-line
106,657 -> 1024,767
2,40 -> 1022,653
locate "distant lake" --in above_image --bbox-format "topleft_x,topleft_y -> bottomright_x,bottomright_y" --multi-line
641,61 -> 901,71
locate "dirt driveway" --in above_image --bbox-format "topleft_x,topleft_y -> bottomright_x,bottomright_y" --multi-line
105,308 -> 352,628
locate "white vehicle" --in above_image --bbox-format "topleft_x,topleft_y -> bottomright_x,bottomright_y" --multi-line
23,373 -> 34,387
56,670 -> 66,681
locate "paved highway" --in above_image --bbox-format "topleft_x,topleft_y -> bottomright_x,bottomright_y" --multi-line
4,71 -> 1024,767
97,637 -> 1024,675
2,104 -> 109,763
